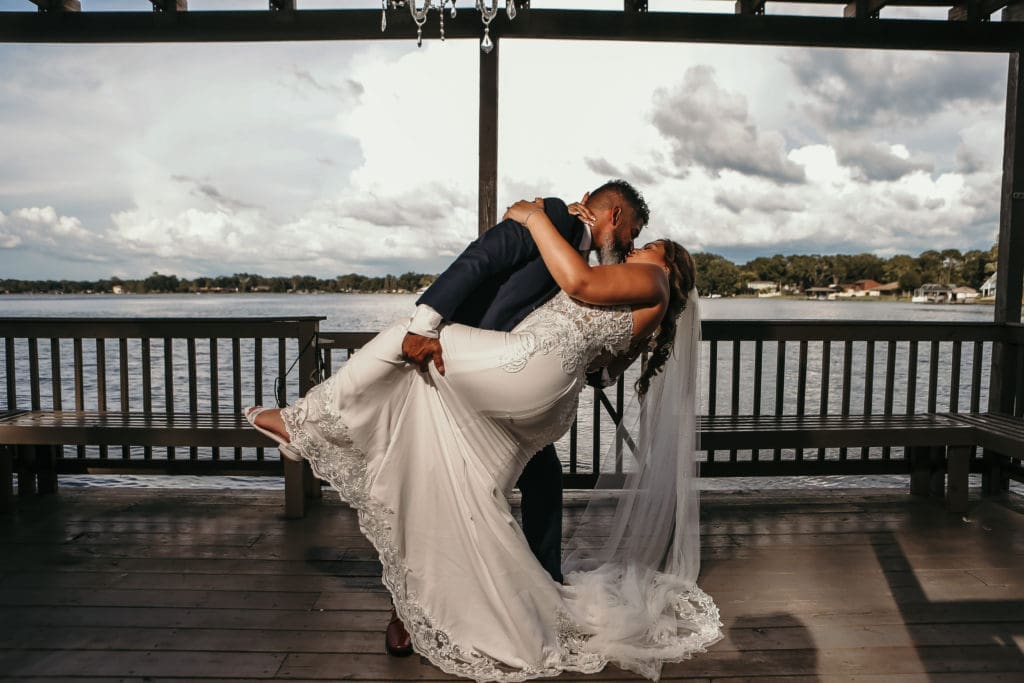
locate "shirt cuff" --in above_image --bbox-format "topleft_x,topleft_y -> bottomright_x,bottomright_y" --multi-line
408,304 -> 443,339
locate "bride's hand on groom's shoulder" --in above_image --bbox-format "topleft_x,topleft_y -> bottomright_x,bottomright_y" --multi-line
502,198 -> 544,226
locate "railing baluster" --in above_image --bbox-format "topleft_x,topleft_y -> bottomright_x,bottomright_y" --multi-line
73,338 -> 85,459
950,341 -> 962,413
862,340 -> 875,460
971,340 -> 983,413
707,340 -> 718,463
1016,345 -> 1024,418
254,338 -> 264,461
796,340 -> 808,461
840,340 -> 852,461
96,339 -> 108,460
49,338 -> 64,462
209,338 -> 219,462
927,340 -> 939,414
28,338 -> 40,411
3,338 -> 14,410
50,339 -> 62,411
164,338 -> 175,461
730,340 -> 740,462
882,340 -> 897,460
907,340 -> 919,415
818,340 -> 831,460
142,338 -> 152,460
278,339 -> 287,409
592,389 -> 601,474
774,340 -> 785,462
119,338 -> 130,459
752,339 -> 763,462
188,338 -> 198,461
233,338 -> 242,461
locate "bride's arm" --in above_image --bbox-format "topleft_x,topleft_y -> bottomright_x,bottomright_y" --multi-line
505,199 -> 667,307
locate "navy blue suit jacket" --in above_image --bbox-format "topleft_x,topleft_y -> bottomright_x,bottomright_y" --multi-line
418,197 -> 585,333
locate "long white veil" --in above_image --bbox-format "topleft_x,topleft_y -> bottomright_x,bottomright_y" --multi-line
560,288 -> 721,680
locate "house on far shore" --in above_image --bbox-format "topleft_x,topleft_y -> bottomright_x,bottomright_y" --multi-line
851,279 -> 882,292
980,272 -> 997,299
952,286 -> 980,303
111,285 -> 124,295
806,286 -> 838,301
747,281 -> 781,297
867,282 -> 902,297
912,283 -> 955,303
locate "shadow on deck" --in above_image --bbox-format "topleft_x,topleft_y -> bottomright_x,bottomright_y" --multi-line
1,487 -> 1023,682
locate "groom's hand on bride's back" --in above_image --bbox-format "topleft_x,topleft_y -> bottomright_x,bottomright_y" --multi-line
401,333 -> 446,375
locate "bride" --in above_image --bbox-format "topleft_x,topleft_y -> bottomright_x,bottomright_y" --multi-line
246,198 -> 722,681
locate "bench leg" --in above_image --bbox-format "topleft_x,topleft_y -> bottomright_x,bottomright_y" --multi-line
909,446 -> 931,497
946,446 -> 971,514
16,445 -> 36,497
981,448 -> 1007,496
303,461 -> 322,500
36,445 -> 58,495
928,446 -> 946,498
284,458 -> 306,519
0,445 -> 12,513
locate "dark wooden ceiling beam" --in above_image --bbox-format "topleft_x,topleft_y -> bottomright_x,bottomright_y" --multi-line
844,0 -> 888,18
0,9 -> 1022,52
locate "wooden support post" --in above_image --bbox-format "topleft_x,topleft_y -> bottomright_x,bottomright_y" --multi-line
946,445 -> 971,513
479,34 -> 499,236
734,0 -> 766,15
150,0 -> 187,12
844,0 -> 887,18
990,47 -> 1024,420
284,319 -> 322,518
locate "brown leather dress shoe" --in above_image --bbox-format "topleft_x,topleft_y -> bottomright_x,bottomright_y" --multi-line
385,608 -> 413,657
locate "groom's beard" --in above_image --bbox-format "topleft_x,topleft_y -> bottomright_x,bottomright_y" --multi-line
598,240 -> 627,265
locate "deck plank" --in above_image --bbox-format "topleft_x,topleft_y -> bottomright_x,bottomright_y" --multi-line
1,488 -> 1022,681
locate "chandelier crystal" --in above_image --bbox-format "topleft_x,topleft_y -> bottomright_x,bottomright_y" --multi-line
381,1 -> 519,52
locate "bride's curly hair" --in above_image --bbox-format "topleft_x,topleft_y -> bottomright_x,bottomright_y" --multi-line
635,239 -> 697,398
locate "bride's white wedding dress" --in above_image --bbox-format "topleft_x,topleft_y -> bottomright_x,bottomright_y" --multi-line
279,291 -> 722,682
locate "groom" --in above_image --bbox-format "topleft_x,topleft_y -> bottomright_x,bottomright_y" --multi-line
386,179 -> 649,656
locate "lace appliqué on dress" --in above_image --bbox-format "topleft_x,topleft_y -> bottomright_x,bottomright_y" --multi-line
501,292 -> 633,377
281,385 -> 611,682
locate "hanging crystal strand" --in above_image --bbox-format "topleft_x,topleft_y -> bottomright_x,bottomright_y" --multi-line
439,2 -> 445,41
409,0 -> 430,47
380,0 -> 387,32
506,0 -> 515,20
477,1 -> 498,53
450,0 -> 456,19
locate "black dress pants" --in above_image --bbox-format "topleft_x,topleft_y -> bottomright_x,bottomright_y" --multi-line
515,443 -> 564,583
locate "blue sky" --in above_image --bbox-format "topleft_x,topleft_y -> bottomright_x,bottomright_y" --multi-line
0,1 -> 1010,278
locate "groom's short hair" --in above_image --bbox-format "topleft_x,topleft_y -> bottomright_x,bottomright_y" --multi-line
590,179 -> 650,229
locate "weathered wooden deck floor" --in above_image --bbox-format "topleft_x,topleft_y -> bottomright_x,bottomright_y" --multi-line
1,486 -> 1023,682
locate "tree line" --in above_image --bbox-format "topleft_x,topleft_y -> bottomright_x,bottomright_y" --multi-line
0,245 -> 999,297
693,245 -> 998,297
0,271 -> 439,295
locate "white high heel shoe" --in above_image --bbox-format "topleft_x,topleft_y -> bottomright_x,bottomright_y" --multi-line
244,406 -> 302,462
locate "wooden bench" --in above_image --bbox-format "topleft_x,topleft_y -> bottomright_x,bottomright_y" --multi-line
698,413 -> 979,512
0,317 -> 323,517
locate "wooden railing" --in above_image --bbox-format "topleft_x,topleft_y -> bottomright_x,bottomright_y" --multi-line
1,317 -> 322,473
319,320 -> 1020,485
2,317 -> 1019,485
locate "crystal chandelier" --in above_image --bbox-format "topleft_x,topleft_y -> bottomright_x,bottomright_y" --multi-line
381,1 -> 519,53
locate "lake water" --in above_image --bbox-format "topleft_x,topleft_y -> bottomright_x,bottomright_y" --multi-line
2,294 -> 1019,495
0,292 -> 1001,328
